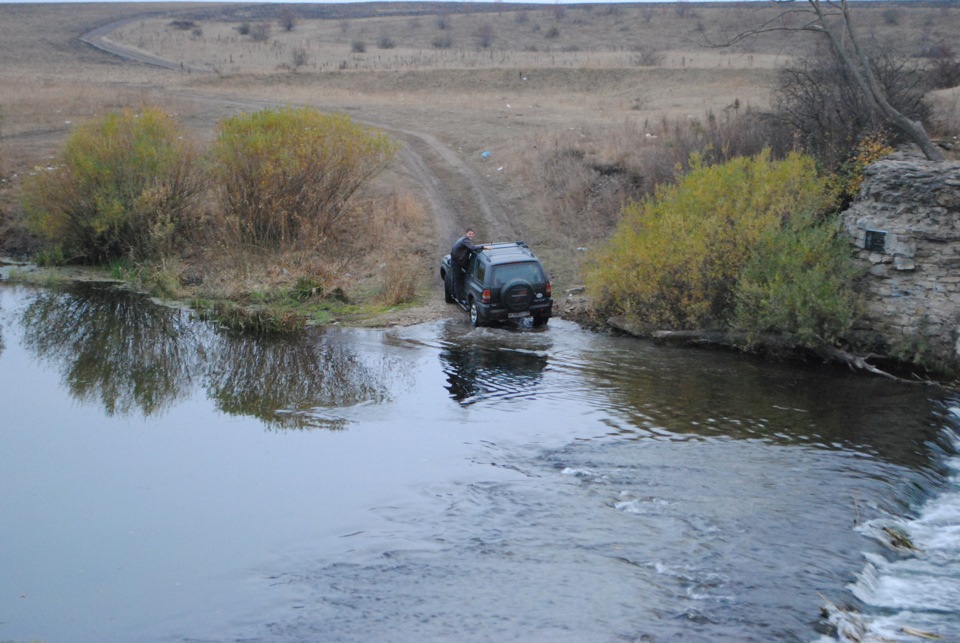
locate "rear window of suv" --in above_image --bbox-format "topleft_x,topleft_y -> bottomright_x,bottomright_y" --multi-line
491,261 -> 546,286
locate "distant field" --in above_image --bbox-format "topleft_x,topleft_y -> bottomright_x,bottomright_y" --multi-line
1,2 -> 958,298
4,1 -> 957,155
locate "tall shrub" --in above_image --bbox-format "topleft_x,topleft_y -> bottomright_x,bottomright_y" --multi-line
22,108 -> 201,263
211,107 -> 397,248
585,151 -> 833,329
733,210 -> 861,347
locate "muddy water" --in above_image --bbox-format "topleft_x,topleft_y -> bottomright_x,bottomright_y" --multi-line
1,282 -> 958,642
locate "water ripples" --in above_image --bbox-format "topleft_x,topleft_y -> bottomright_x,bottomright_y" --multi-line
4,288 -> 959,642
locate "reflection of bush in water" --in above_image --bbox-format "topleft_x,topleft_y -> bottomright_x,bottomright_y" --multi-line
21,284 -> 198,416
19,285 -> 391,429
205,331 -> 389,430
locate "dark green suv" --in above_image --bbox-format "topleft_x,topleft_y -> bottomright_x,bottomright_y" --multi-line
440,241 -> 553,327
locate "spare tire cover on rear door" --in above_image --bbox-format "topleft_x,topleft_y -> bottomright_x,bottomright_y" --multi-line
501,279 -> 535,311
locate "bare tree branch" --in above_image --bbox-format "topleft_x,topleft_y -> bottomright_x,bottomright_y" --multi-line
713,0 -> 944,161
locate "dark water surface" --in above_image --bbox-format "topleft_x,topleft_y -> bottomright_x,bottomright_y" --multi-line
1,283 -> 958,642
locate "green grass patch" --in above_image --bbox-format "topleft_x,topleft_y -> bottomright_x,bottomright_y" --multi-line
195,300 -> 307,334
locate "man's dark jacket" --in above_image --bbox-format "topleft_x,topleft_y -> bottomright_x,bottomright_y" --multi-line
452,235 -> 482,267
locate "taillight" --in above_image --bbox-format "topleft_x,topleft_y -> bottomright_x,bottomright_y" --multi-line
545,282 -> 552,296
482,289 -> 491,304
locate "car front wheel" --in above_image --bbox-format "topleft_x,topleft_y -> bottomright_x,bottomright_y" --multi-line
443,270 -> 456,303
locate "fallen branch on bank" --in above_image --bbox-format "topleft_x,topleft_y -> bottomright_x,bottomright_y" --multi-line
809,343 -> 899,381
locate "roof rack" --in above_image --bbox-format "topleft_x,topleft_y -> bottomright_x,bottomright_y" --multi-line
487,241 -> 528,249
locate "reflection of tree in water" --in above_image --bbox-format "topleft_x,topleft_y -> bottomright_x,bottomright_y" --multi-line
439,326 -> 549,405
18,285 -> 394,430
21,283 -> 199,416
204,330 -> 389,430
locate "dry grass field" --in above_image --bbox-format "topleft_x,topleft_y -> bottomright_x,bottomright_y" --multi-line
1,1 -> 958,321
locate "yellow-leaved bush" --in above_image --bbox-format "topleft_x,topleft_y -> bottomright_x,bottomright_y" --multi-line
585,150 -> 855,339
210,107 -> 398,248
22,108 -> 202,263
827,134 -> 895,209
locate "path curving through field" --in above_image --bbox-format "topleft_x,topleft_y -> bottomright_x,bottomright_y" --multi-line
80,14 -> 212,74
80,19 -> 515,257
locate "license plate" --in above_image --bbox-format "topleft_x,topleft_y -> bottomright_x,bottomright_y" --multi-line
508,311 -> 530,319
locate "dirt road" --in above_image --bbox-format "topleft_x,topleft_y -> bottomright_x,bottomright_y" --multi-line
80,13 -> 211,73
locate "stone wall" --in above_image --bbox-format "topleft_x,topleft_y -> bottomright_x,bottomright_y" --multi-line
841,151 -> 960,368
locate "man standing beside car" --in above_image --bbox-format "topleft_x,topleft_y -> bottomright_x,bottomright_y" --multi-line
451,227 -> 491,304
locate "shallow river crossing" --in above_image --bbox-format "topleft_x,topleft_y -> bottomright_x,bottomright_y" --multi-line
1,283 -> 959,642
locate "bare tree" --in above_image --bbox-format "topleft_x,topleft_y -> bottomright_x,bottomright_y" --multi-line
719,0 -> 944,161
474,23 -> 495,49
291,46 -> 308,69
774,42 -> 930,169
278,7 -> 297,32
250,22 -> 271,43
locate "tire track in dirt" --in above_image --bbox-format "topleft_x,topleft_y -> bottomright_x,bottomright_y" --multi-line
384,127 -> 517,246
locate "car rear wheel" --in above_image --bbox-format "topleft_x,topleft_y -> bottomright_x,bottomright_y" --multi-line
469,301 -> 483,327
532,313 -> 549,327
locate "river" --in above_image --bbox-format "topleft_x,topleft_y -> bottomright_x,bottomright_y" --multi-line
1,282 -> 958,642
